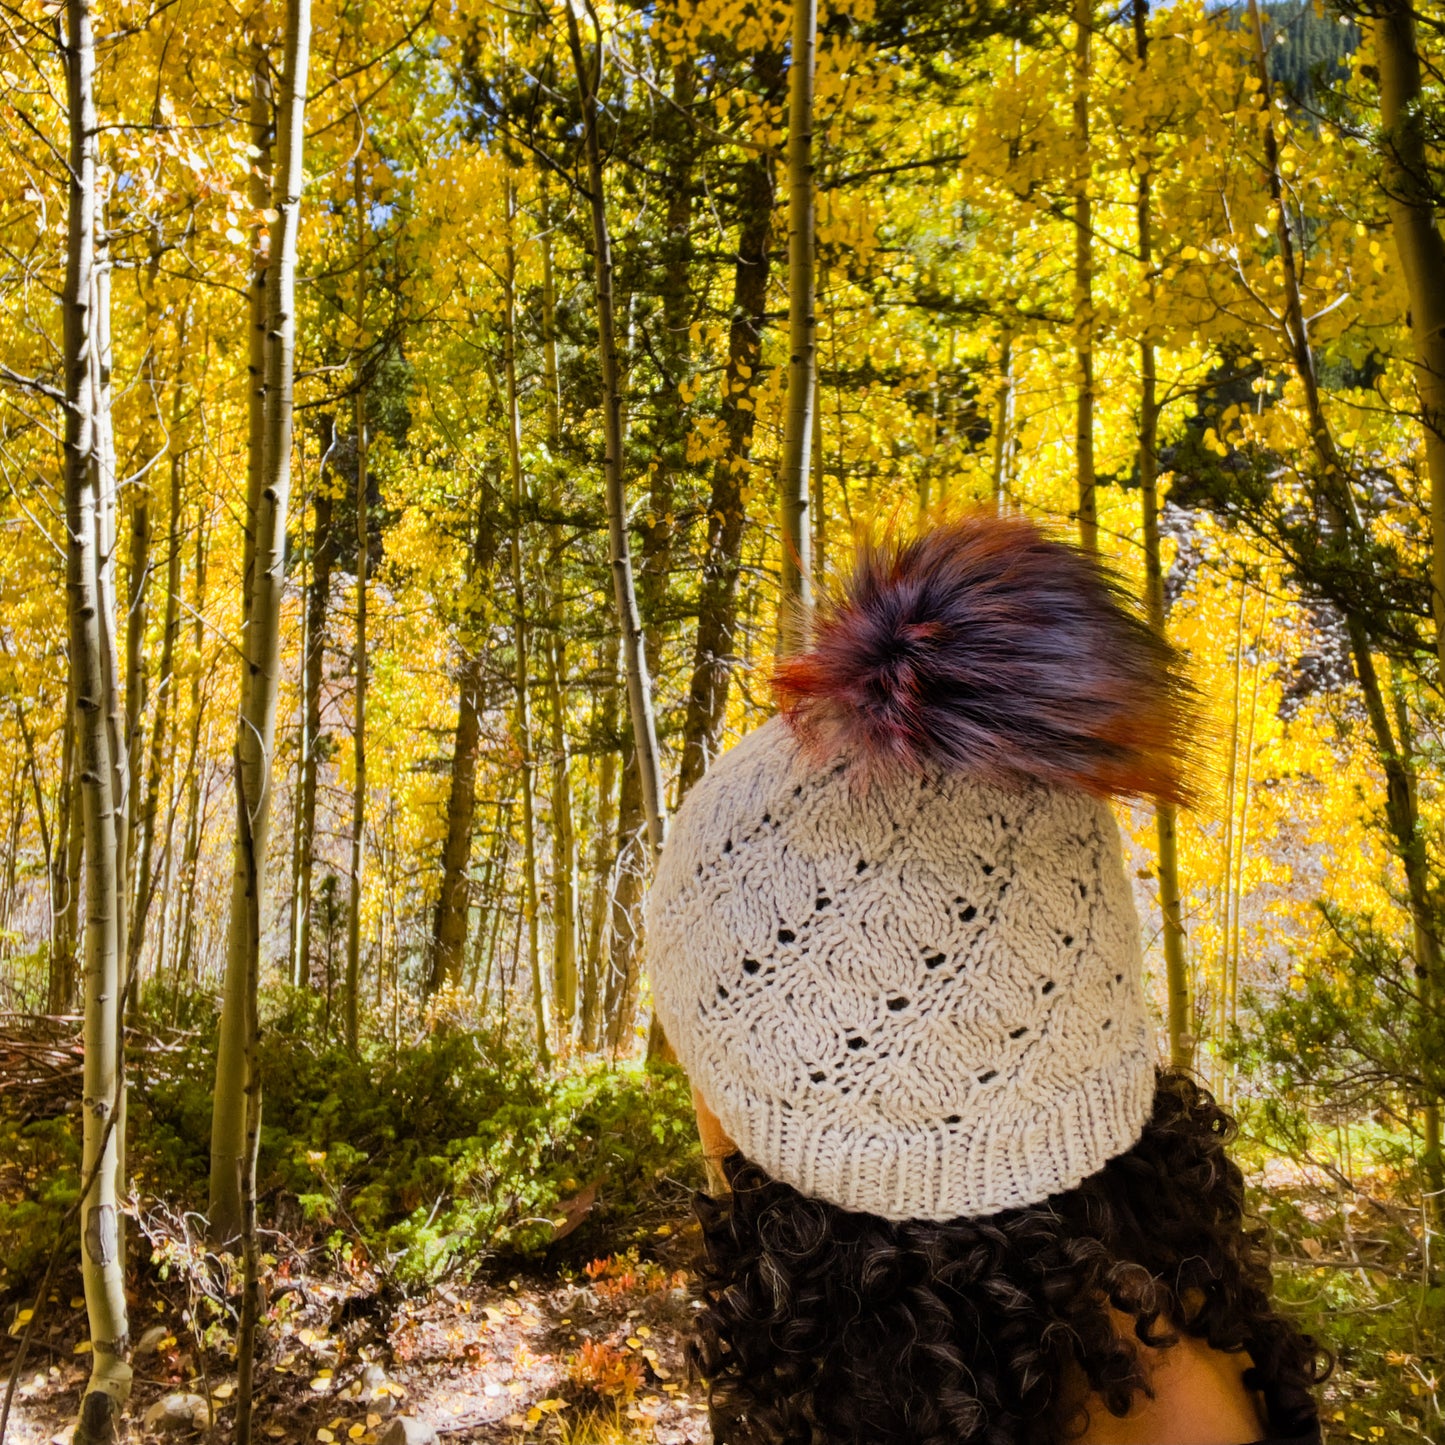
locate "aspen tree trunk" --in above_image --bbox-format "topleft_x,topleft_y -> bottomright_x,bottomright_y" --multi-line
1247,0 -> 1442,1194
240,40 -> 270,711
503,181 -> 550,1065
428,653 -> 486,998
376,801 -> 391,1011
638,60 -> 693,678
678,133 -> 777,795
50,686 -> 79,1013
779,0 -> 816,652
90,128 -> 134,1290
1133,0 -> 1191,1071
210,0 -> 312,1243
428,494 -> 499,996
990,332 -> 1014,514
582,671 -> 620,1051
0,769 -> 21,963
154,764 -> 178,983
123,244 -> 170,946
543,641 -> 578,1033
176,511 -> 209,986
1375,0 -> 1445,687
344,393 -> 367,1052
604,761 -> 646,1054
123,486 -> 150,941
1228,632 -> 1262,1055
631,61 -> 697,1065
63,1 -> 132,1432
539,214 -> 580,1041
62,717 -> 85,1010
91,229 -> 130,1036
288,462 -> 310,984
1072,0 -> 1097,553
130,334 -> 187,990
3,661 -> 55,972
564,1 -> 667,858
297,430 -> 336,988
812,292 -> 828,570
479,801 -> 516,1010
465,800 -> 507,999
232,753 -> 263,1445
344,144 -> 368,1057
1215,584 -> 1248,1089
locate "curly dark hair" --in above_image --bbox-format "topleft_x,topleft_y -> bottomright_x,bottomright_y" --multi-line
690,1070 -> 1328,1445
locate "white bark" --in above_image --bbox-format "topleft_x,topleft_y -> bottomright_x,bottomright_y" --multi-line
564,4 -> 668,858
63,1 -> 132,1436
1072,0 -> 1097,553
345,136 -> 368,1056
503,180 -> 549,1064
210,0 -> 312,1241
779,0 -> 817,654
1375,0 -> 1445,683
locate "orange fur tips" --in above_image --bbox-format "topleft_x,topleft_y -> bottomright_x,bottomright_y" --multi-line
773,514 -> 1206,809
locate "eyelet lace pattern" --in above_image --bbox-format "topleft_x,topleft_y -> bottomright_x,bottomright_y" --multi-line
647,717 -> 1156,1221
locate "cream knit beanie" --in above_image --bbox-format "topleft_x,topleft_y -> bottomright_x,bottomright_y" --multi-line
647,515 -> 1199,1222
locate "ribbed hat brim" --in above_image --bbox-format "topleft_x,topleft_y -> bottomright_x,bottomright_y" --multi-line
692,1041 -> 1156,1221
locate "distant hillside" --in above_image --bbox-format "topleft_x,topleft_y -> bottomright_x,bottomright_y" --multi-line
1214,0 -> 1361,106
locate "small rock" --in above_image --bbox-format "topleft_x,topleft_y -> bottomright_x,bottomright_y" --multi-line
134,1325 -> 169,1357
142,1393 -> 209,1433
378,1419 -> 436,1445
358,1364 -> 387,1392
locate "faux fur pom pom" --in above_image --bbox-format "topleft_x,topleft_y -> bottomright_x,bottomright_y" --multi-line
773,514 -> 1203,807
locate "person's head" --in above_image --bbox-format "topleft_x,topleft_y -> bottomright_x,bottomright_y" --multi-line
690,1071 -> 1326,1444
645,515 -> 1324,1442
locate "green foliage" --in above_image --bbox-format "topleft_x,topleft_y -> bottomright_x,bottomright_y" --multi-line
1252,1183 -> 1444,1441
0,992 -> 699,1301
128,988 -> 702,1289
1215,1 -> 1360,107
1228,901 -> 1445,1182
0,1115 -> 81,1291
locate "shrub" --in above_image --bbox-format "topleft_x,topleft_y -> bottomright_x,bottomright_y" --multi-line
130,987 -> 702,1288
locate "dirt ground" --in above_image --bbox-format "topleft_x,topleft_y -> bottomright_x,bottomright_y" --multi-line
3,1214 -> 711,1445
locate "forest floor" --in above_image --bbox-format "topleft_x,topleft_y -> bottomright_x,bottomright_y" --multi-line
3,1203 -> 711,1445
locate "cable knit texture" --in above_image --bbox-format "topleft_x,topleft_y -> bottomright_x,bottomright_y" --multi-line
647,716 -> 1156,1221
